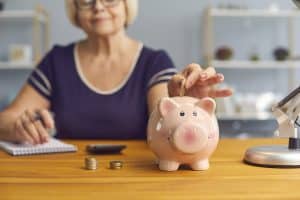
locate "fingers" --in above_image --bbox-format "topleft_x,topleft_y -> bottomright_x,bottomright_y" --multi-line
168,74 -> 186,97
169,63 -> 228,98
13,109 -> 53,145
34,120 -> 49,143
182,63 -> 203,77
208,89 -> 234,98
182,64 -> 204,89
15,119 -> 34,144
204,67 -> 216,77
22,110 -> 42,144
38,109 -> 54,129
184,65 -> 218,89
196,73 -> 224,86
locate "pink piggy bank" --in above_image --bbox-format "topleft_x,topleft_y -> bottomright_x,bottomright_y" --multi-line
147,96 -> 219,171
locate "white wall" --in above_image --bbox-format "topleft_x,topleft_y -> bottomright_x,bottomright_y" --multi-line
0,0 -> 300,108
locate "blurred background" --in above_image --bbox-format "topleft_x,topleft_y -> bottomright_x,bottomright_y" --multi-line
0,0 -> 299,138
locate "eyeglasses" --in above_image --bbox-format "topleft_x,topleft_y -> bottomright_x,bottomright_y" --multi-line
75,0 -> 122,10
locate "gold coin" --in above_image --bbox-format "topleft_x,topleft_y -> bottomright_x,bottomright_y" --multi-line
85,157 -> 98,170
110,161 -> 123,169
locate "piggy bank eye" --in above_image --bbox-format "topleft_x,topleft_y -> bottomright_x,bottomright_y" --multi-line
192,111 -> 197,117
180,111 -> 185,117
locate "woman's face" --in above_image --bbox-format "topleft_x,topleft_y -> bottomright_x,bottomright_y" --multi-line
76,0 -> 127,37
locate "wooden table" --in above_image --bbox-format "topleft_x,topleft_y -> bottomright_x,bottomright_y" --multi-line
1,138 -> 300,199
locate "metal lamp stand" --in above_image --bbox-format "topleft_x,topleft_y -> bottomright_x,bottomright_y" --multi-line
244,129 -> 300,167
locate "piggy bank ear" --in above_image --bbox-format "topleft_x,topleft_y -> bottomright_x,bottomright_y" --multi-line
196,97 -> 216,115
159,97 -> 179,117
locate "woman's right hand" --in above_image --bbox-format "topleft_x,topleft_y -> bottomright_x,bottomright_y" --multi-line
11,109 -> 55,145
168,64 -> 233,98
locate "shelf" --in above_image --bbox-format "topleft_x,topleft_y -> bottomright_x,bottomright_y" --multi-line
0,6 -> 50,65
211,60 -> 300,69
209,8 -> 300,18
0,10 -> 47,23
217,112 -> 275,121
0,62 -> 34,69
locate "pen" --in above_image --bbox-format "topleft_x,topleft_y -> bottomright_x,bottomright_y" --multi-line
33,112 -> 56,137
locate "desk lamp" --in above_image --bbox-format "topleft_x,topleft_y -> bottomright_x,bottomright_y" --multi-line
293,0 -> 300,8
244,0 -> 300,167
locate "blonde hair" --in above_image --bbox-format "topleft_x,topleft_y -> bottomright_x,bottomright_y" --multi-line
65,0 -> 138,27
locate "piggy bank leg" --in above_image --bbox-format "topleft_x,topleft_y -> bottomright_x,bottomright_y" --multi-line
190,159 -> 209,171
159,160 -> 180,171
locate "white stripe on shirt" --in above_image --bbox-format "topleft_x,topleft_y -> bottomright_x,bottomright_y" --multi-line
147,68 -> 177,87
34,68 -> 52,92
29,77 -> 51,97
147,75 -> 173,88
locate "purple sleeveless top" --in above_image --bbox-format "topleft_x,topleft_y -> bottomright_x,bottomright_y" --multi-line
27,43 -> 177,139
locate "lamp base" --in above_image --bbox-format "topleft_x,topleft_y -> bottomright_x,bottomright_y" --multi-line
244,145 -> 300,167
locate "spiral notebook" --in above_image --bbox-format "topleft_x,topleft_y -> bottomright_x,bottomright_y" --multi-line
0,138 -> 77,156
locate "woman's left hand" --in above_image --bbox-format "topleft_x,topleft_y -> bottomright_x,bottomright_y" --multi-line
168,63 -> 233,98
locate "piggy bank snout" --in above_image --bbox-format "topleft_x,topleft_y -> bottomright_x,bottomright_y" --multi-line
171,123 -> 208,154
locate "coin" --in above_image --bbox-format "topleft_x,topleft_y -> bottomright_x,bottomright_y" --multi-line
179,78 -> 186,97
110,161 -> 123,170
85,157 -> 98,170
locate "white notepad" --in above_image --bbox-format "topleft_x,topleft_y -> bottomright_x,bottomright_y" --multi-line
0,138 -> 77,156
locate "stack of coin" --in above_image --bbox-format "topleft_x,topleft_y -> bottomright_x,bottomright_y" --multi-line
85,157 -> 98,170
110,161 -> 123,170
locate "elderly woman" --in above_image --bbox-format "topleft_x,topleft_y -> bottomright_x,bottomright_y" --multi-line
0,0 -> 232,144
